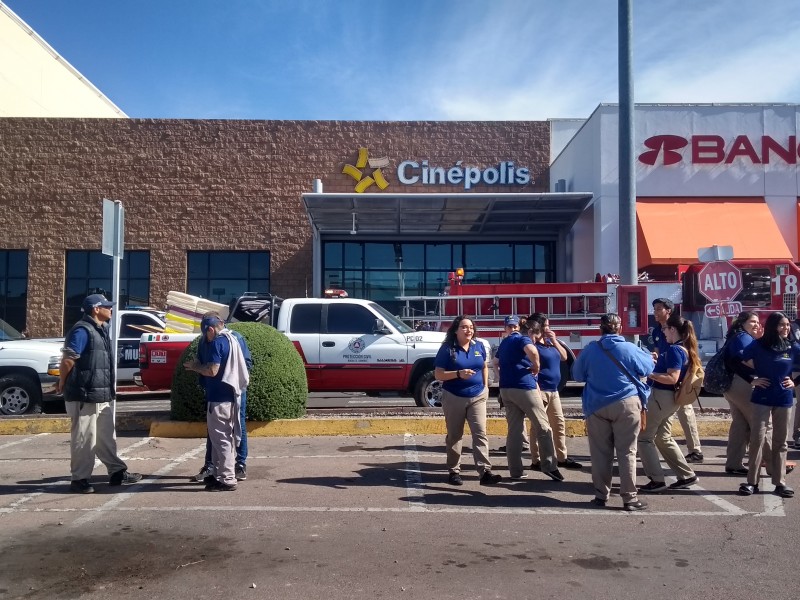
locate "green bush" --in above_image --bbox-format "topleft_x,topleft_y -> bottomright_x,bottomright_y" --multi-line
170,322 -> 308,422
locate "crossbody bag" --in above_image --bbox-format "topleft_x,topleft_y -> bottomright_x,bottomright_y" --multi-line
597,341 -> 650,408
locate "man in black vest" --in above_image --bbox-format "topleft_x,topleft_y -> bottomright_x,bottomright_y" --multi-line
57,294 -> 142,493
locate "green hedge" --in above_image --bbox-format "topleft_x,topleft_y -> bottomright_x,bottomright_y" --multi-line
170,322 -> 308,422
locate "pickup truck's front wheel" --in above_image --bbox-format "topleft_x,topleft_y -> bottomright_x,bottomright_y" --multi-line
0,375 -> 42,415
413,370 -> 443,408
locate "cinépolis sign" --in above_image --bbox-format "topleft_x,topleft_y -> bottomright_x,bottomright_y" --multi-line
342,148 -> 532,193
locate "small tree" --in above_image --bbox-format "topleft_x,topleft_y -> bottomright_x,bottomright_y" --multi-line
170,322 -> 308,422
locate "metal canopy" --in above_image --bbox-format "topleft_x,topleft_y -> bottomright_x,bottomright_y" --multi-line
301,192 -> 594,237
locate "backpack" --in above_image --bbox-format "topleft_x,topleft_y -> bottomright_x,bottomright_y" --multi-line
703,342 -> 733,394
675,364 -> 704,406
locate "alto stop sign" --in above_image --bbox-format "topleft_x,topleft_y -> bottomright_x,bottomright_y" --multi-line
698,260 -> 743,302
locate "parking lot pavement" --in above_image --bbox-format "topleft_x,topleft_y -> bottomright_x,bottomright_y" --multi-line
0,433 -> 796,599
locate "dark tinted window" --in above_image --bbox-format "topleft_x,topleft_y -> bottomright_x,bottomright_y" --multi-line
187,251 -> 270,306
64,250 -> 150,334
0,250 -> 28,332
290,303 -> 322,334
327,304 -> 376,334
119,313 -> 163,338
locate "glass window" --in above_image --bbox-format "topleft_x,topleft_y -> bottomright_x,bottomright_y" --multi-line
64,250 -> 150,333
327,303 -> 377,334
290,303 -> 322,334
0,250 -> 28,332
425,244 -> 452,270
343,243 -> 362,269
466,243 -> 513,270
324,243 -> 343,269
364,243 -> 399,269
187,251 -> 270,308
119,313 -> 162,339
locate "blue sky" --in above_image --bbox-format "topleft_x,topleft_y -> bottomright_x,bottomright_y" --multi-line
5,0 -> 800,120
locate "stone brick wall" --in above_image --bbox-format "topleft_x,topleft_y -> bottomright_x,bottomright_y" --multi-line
0,118 -> 550,336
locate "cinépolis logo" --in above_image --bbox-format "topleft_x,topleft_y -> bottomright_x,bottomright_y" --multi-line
342,147 -> 532,193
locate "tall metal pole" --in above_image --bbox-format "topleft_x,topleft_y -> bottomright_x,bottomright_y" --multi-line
618,0 -> 637,286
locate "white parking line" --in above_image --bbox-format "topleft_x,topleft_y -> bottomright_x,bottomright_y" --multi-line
403,433 -> 426,511
0,433 -> 50,451
72,442 -> 205,527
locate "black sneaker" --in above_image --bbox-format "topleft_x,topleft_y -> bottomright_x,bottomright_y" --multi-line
685,451 -> 704,464
639,479 -> 667,493
530,462 -> 541,471
210,482 -> 237,492
725,467 -> 748,476
479,472 -> 502,486
774,485 -> 795,498
192,465 -> 214,483
559,457 -> 583,470
108,470 -> 143,486
448,473 -> 463,486
738,483 -> 759,495
235,464 -> 247,481
69,479 -> 95,494
623,499 -> 648,512
545,468 -> 565,482
204,479 -> 221,491
589,497 -> 606,508
669,475 -> 698,490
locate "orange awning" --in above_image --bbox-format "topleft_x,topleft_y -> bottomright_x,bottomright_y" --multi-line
636,198 -> 793,267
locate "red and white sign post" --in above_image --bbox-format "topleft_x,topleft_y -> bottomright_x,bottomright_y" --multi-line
698,260 -> 743,325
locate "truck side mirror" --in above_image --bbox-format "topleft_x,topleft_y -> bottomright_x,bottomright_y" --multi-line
373,319 -> 390,334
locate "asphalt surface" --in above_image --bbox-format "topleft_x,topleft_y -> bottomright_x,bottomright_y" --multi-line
0,432 -> 795,599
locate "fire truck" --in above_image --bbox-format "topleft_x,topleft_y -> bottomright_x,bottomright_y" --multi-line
398,260 -> 800,391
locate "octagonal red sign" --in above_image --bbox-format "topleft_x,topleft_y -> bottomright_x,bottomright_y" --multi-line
698,260 -> 743,303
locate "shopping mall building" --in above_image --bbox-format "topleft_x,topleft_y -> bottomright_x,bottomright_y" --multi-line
1,9 -> 799,337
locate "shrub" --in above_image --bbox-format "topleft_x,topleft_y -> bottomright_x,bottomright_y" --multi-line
170,322 -> 308,422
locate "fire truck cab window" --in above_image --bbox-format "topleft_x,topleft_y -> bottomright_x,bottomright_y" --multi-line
736,268 -> 771,306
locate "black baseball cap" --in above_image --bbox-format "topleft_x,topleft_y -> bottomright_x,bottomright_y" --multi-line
652,297 -> 675,311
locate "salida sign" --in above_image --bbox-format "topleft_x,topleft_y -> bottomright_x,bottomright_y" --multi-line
698,261 -> 743,303
639,134 -> 800,166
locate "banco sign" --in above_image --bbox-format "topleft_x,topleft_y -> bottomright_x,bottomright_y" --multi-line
639,134 -> 800,166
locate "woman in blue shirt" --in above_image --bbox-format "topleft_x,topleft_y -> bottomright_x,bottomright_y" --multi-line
639,314 -> 699,492
738,311 -> 800,498
434,316 -> 499,486
496,317 -> 562,482
722,311 -> 772,475
527,312 -> 582,470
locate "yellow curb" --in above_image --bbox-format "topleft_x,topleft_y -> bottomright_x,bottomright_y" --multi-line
0,415 -> 734,438
149,417 -> 734,438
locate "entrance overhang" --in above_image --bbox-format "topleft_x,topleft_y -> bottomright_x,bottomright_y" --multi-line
301,192 -> 594,238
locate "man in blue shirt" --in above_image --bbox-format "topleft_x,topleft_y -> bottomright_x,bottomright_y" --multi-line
193,328 -> 253,483
184,314 -> 241,491
57,294 -> 143,494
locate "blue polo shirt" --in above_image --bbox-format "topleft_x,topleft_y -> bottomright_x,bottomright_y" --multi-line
496,332 -> 537,390
651,344 -> 688,391
435,340 -> 486,397
651,323 -> 670,355
197,334 -> 234,402
741,341 -> 800,407
725,331 -> 756,381
535,342 -> 562,392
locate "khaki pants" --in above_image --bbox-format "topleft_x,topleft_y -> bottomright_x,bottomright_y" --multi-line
674,404 -> 702,454
748,404 -> 791,487
792,372 -> 800,444
586,396 -> 641,503
724,374 -> 772,470
207,401 -> 236,486
65,400 -> 127,481
502,387 -> 557,477
441,389 -> 492,476
638,388 -> 695,482
530,390 -> 568,463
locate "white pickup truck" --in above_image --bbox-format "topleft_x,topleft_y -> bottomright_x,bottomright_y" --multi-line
0,309 -> 166,415
0,318 -> 62,415
136,294 -> 493,407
